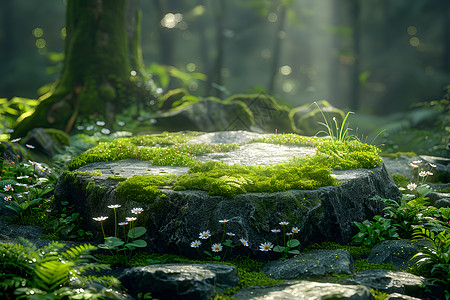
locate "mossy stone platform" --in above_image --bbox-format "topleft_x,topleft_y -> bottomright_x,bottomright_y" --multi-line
55,131 -> 401,257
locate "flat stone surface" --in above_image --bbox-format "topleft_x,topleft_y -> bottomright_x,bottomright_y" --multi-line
261,249 -> 354,280
77,159 -> 190,178
197,143 -> 315,166
187,130 -> 268,145
233,281 -> 374,300
119,263 -> 239,300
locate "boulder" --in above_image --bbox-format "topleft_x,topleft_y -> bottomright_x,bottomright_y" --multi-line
340,269 -> 426,297
289,100 -> 345,136
118,263 -> 239,300
368,240 -> 421,270
261,249 -> 354,280
54,131 -> 401,258
385,293 -> 422,300
232,280 -> 374,300
23,127 -> 69,158
153,99 -> 254,132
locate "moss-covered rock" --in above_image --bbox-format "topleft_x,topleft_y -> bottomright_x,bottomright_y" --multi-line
289,100 -> 345,136
55,131 -> 400,258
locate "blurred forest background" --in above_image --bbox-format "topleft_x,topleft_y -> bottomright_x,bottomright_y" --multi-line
1,0 -> 448,113
0,0 -> 449,158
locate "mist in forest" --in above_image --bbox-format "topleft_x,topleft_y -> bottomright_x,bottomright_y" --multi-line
0,0 -> 449,115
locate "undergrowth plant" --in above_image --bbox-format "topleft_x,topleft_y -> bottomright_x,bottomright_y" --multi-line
94,206 -> 148,265
0,238 -> 119,299
314,101 -> 355,143
411,227 -> 450,296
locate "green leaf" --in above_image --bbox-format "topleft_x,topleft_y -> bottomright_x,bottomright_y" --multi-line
100,237 -> 124,249
288,250 -> 301,254
125,239 -> 147,248
128,227 -> 146,239
273,245 -> 286,252
286,239 -> 300,248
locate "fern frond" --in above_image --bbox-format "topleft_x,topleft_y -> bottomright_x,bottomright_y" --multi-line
34,260 -> 74,292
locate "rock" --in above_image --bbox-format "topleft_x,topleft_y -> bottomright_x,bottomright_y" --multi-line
434,198 -> 450,208
223,93 -> 291,133
341,269 -> 426,297
288,100 -> 345,136
118,264 -> 239,300
232,280 -> 374,300
23,127 -> 69,158
368,240 -> 421,270
261,249 -> 354,280
154,99 -> 254,132
54,131 -> 401,257
385,293 -> 422,300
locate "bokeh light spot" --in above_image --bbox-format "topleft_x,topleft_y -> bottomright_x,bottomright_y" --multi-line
186,63 -> 196,72
280,65 -> 292,76
268,13 -> 277,23
35,38 -> 46,49
161,13 -> 183,29
407,26 -> 417,36
32,28 -> 44,38
409,37 -> 420,47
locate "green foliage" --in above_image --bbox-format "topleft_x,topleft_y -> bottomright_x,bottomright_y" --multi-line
382,197 -> 424,239
0,239 -> 118,299
354,259 -> 397,272
116,174 -> 174,203
0,97 -> 39,140
352,215 -> 399,246
391,174 -> 409,187
411,227 -> 450,289
304,241 -> 372,257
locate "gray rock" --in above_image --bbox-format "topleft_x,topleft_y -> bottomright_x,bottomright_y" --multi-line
55,131 -> 401,257
368,240 -> 420,270
434,198 -> 450,208
261,249 -> 354,280
233,280 -> 374,300
154,100 -> 254,132
119,263 -> 239,300
341,269 -> 426,296
385,293 -> 422,300
23,128 -> 61,158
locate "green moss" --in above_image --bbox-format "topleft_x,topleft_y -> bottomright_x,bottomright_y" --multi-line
391,174 -> 409,187
44,128 -> 70,147
252,134 -> 382,170
116,174 -> 175,203
381,151 -> 417,158
303,241 -> 372,257
354,259 -> 397,272
107,176 -> 127,182
67,131 -> 235,170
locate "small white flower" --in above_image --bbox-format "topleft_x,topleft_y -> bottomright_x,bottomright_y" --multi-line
426,171 -> 433,176
199,230 -> 211,239
219,219 -> 229,223
211,243 -> 223,252
259,242 -> 273,252
413,160 -> 422,164
93,216 -> 108,222
96,121 -> 106,126
240,238 -> 249,247
118,222 -> 129,226
126,217 -> 137,222
11,138 -> 21,143
271,229 -> 281,233
25,144 -> 35,149
131,208 -> 144,214
291,227 -> 299,234
419,171 -> 427,177
190,240 -> 201,248
429,163 -> 437,168
226,232 -> 235,236
108,204 -> 121,209
407,183 -> 417,191
409,163 -> 418,168
279,221 -> 289,226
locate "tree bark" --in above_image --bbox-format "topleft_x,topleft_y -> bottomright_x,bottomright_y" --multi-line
13,0 -> 154,138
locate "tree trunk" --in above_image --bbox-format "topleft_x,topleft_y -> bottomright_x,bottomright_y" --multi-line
13,0 -> 154,138
349,0 -> 360,111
